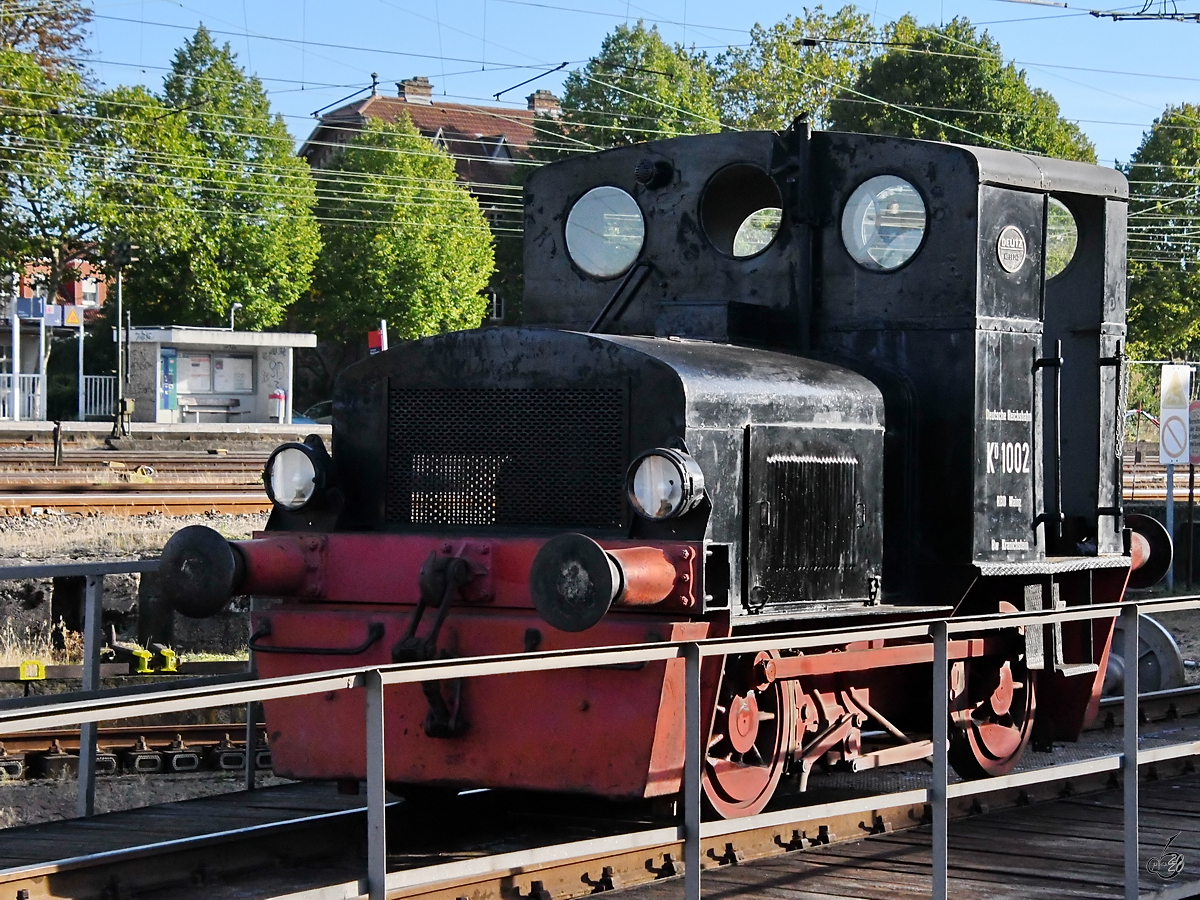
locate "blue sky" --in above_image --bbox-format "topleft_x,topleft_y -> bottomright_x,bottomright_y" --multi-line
85,0 -> 1200,166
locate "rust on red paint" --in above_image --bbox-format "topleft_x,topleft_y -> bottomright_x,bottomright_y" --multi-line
256,606 -> 723,798
241,532 -> 701,612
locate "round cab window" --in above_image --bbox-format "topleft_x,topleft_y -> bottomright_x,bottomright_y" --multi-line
841,175 -> 927,271
565,186 -> 645,279
1045,198 -> 1078,279
733,208 -> 783,258
701,164 -> 784,258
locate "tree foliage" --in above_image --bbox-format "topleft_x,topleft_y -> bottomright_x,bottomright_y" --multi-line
828,16 -> 1095,163
300,117 -> 494,345
0,49 -> 195,300
715,7 -> 877,130
1126,104 -> 1200,358
555,21 -> 722,149
0,0 -> 90,74
124,26 -> 320,331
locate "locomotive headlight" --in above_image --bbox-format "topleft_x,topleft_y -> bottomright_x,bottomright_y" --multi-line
627,448 -> 705,520
264,443 -> 320,510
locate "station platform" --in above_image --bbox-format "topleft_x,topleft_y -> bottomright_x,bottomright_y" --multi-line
0,422 -> 330,452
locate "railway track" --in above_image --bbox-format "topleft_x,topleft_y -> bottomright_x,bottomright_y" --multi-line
0,686 -> 1196,900
2,723 -> 1197,900
0,448 -> 1185,515
0,489 -> 270,516
0,723 -> 270,778
0,449 -> 274,515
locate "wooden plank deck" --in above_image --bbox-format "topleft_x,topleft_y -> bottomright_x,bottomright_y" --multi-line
629,773 -> 1200,900
0,782 -> 365,869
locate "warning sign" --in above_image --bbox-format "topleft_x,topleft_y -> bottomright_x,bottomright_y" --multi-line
1160,364 -> 1193,464
63,306 -> 82,327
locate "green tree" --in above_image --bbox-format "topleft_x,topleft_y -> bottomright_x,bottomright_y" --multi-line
0,0 -> 91,74
828,16 -> 1095,162
300,115 -> 494,348
124,26 -> 320,330
715,7 -> 877,130
1126,104 -> 1200,358
0,50 -> 195,300
554,21 -> 722,150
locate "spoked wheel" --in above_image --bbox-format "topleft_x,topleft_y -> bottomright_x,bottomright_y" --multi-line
702,652 -> 795,818
947,610 -> 1037,779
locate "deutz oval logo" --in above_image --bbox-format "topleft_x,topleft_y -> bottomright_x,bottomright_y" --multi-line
997,225 -> 1027,273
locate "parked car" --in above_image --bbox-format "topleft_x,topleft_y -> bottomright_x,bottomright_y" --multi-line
292,400 -> 332,425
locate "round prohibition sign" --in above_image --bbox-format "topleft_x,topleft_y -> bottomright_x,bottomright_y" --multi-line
1162,413 -> 1188,460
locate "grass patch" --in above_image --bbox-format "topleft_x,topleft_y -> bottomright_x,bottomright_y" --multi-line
0,619 -> 82,667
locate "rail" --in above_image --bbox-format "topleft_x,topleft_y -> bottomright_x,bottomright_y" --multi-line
0,560 -> 1197,900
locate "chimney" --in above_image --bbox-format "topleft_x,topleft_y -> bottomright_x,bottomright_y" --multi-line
398,76 -> 433,105
527,89 -> 561,118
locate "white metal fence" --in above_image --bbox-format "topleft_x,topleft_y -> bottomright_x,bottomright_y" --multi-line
0,560 -> 1197,900
0,374 -> 42,420
82,374 -> 116,418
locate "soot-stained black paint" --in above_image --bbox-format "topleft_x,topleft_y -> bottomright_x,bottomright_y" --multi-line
322,124 -> 1131,615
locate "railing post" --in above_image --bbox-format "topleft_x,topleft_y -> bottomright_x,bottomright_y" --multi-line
244,700 -> 258,791
1123,604 -> 1140,900
683,642 -> 702,900
77,574 -> 104,818
931,620 -> 949,900
245,599 -> 259,792
366,669 -> 387,900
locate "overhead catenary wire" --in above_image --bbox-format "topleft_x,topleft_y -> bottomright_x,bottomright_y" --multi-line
11,3 -> 1200,248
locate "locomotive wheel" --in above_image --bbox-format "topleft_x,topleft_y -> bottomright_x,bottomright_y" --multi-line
702,652 -> 795,818
947,608 -> 1036,779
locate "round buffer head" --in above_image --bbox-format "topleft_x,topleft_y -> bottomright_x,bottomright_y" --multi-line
529,533 -> 621,632
159,525 -> 241,619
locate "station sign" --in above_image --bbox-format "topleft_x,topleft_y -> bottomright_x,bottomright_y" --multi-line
14,297 -> 45,320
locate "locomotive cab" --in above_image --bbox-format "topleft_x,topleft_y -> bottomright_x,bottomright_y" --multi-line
158,123 -> 1166,818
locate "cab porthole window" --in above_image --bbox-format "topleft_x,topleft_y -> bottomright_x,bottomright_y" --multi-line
564,186 -> 645,279
1045,197 -> 1079,279
841,175 -> 927,271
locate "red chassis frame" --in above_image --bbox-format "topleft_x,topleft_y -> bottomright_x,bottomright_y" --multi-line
242,531 -> 1121,804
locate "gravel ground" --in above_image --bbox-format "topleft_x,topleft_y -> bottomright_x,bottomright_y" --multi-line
0,772 -> 294,829
0,511 -> 266,662
0,510 -> 266,564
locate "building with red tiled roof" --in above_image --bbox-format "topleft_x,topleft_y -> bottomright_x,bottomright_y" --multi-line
300,77 -> 559,218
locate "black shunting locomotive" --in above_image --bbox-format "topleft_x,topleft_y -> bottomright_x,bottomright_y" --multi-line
161,121 -> 1165,818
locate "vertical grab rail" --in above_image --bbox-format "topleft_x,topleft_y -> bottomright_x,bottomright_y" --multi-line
1033,342 -> 1065,546
1098,341 -> 1125,528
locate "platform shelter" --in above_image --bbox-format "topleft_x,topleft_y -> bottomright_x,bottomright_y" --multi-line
125,327 -> 316,424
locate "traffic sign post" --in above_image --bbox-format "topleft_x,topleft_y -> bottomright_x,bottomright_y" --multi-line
1188,401 -> 1200,588
1161,365 -> 1194,591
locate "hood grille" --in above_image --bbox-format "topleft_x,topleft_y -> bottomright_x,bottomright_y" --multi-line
386,386 -> 627,530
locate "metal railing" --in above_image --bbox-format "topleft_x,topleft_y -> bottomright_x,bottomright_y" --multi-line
83,375 -> 116,419
0,560 -> 1198,900
0,374 -> 41,420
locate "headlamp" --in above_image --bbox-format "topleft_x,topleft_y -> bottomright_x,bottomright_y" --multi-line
264,442 -> 324,510
627,448 -> 705,520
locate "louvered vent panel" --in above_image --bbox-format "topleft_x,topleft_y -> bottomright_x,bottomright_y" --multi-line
386,387 -> 626,529
761,454 -> 860,599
